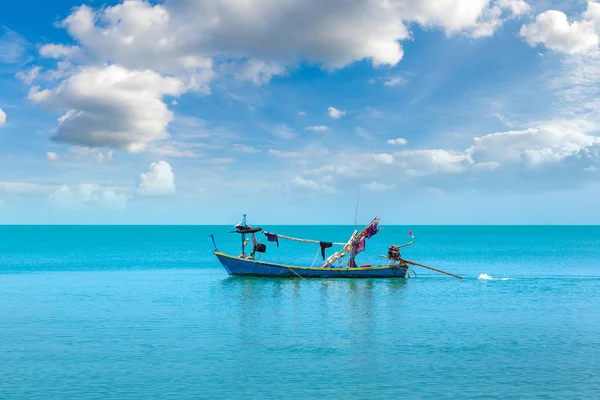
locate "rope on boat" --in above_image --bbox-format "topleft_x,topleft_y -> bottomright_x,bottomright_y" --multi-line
265,232 -> 347,246
284,265 -> 305,280
310,247 -> 321,268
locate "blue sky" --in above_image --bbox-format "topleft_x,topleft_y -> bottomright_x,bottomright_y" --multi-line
1,0 -> 600,224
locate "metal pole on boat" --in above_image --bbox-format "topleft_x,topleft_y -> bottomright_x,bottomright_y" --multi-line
241,214 -> 247,257
241,233 -> 245,257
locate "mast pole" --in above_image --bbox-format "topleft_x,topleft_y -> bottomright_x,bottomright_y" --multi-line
354,186 -> 361,230
241,214 -> 247,257
241,233 -> 245,257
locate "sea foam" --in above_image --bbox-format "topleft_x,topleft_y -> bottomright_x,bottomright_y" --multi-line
478,273 -> 511,281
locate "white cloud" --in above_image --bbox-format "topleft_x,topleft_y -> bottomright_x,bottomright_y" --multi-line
149,143 -> 201,158
520,3 -> 600,54
371,153 -> 395,164
355,127 -> 374,139
0,182 -> 52,196
58,2 -> 212,79
364,182 -> 394,191
49,183 -> 127,210
39,44 -> 79,59
384,76 -> 408,87
0,108 -> 5,126
269,124 -> 296,139
327,107 -> 346,119
16,66 -> 42,85
0,29 -> 29,64
21,0 -> 535,157
290,176 -> 334,193
29,64 -> 186,152
268,149 -> 301,158
498,0 -> 531,16
53,0 -> 524,75
298,111 -> 307,116
404,0 -> 527,38
306,125 -> 329,132
47,152 -> 60,161
95,151 -> 114,163
394,149 -> 471,176
466,120 -> 600,166
388,137 -> 408,145
233,60 -> 286,85
137,160 -> 176,196
231,144 -> 260,153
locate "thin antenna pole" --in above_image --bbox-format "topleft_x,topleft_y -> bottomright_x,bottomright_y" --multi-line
354,185 -> 361,229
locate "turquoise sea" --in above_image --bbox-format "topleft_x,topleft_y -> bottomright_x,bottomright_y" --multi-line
1,225 -> 599,399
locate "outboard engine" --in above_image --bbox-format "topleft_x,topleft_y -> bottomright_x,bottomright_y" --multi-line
387,245 -> 401,261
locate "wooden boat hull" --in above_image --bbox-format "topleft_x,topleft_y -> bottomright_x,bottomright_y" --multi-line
214,251 -> 408,278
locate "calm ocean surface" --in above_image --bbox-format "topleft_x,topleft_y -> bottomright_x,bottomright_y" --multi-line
1,225 -> 599,399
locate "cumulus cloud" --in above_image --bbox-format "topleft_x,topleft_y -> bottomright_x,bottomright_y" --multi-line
49,183 -> 127,210
42,0 -> 526,77
327,107 -> 346,119
466,120 -> 600,166
137,160 -> 176,196
233,60 -> 286,85
292,117 -> 600,193
388,138 -> 408,145
46,152 -> 60,161
29,65 -> 186,152
0,108 -> 5,126
306,125 -> 329,132
498,0 -> 531,16
18,0 -> 534,156
520,2 -> 600,54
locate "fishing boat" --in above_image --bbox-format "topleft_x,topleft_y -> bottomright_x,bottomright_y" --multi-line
210,214 -> 463,279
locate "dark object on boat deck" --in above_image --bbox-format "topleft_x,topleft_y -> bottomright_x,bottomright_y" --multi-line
254,243 -> 266,253
387,245 -> 401,261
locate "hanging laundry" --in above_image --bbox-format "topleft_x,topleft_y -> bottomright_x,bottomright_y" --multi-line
364,222 -> 379,239
319,241 -> 333,260
352,237 -> 366,255
264,232 -> 279,247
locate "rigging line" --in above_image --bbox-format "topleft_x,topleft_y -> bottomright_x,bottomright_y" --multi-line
263,232 -> 346,246
310,247 -> 321,268
284,265 -> 305,279
354,185 -> 361,230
